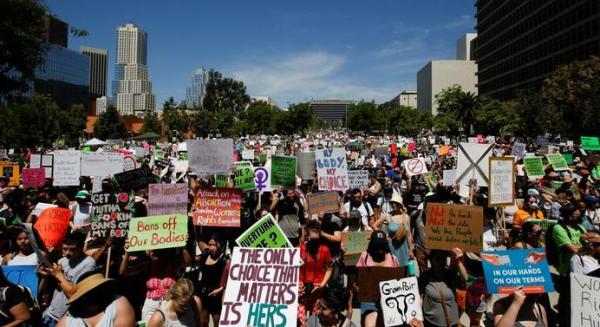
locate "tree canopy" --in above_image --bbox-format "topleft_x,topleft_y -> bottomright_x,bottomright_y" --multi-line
94,105 -> 127,140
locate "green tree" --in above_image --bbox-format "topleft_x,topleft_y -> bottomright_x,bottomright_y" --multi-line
435,85 -> 478,134
60,103 -> 87,147
243,101 -> 279,134
347,101 -> 386,132
202,70 -> 251,115
432,114 -> 461,136
381,104 -> 433,135
510,90 -> 547,138
94,106 -> 127,140
9,94 -> 62,148
141,113 -> 161,135
473,97 -> 521,136
162,97 -> 192,140
0,0 -> 47,99
287,102 -> 317,133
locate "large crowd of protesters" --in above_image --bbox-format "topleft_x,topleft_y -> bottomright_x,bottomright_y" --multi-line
0,132 -> 598,327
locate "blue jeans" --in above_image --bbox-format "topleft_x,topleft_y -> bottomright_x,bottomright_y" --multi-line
42,314 -> 57,327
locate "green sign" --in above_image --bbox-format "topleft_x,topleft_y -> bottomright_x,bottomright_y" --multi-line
528,219 -> 557,233
83,146 -> 91,153
233,161 -> 255,191
127,214 -> 188,252
551,181 -> 563,190
581,136 -> 600,151
561,153 -> 573,164
235,214 -> 291,248
342,231 -> 371,265
546,154 -> 569,171
523,157 -> 544,178
270,155 -> 297,188
215,174 -> 230,188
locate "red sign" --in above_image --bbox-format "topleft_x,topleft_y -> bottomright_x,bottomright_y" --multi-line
192,188 -> 241,227
34,207 -> 71,250
22,168 -> 46,188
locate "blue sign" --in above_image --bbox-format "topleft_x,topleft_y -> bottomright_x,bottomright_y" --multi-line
481,249 -> 554,294
2,265 -> 39,297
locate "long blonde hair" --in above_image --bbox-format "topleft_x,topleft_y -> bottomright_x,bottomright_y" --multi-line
166,278 -> 194,304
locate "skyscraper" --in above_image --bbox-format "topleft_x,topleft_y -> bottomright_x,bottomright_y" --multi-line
185,67 -> 209,108
80,46 -> 108,99
112,23 -> 155,116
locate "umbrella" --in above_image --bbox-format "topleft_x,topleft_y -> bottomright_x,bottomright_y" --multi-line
84,138 -> 107,146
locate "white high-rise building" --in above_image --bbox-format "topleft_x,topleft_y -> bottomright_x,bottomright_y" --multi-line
112,23 -> 155,116
186,67 -> 209,108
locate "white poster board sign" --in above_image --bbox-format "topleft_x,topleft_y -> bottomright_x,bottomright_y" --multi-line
315,148 -> 349,191
241,150 -> 254,160
511,142 -> 526,158
403,158 -> 428,177
456,143 -> 493,188
570,273 -> 600,327
81,153 -> 123,177
348,170 -> 369,190
379,277 -> 423,327
53,150 -> 81,186
489,158 -> 515,206
186,139 -> 233,176
443,169 -> 457,186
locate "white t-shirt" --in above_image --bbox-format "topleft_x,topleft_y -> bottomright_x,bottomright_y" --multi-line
71,203 -> 93,231
570,254 -> 600,275
344,201 -> 373,227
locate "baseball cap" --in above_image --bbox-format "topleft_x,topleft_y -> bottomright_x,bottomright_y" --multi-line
370,230 -> 388,246
75,190 -> 89,200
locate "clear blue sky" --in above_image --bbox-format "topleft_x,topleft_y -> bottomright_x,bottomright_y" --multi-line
46,0 -> 476,109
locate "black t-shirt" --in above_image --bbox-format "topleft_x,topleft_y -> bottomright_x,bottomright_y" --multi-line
0,285 -> 25,326
320,216 -> 342,257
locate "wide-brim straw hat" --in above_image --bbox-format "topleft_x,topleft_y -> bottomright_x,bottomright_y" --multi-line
66,273 -> 113,304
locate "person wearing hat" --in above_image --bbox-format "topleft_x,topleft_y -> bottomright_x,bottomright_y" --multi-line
70,190 -> 92,235
570,232 -> 600,275
375,195 -> 413,267
56,272 -> 135,327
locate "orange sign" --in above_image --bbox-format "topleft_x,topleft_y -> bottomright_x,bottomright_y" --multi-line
34,207 -> 71,251
0,163 -> 20,186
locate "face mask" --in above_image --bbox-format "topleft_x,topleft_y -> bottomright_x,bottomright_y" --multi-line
529,202 -> 538,209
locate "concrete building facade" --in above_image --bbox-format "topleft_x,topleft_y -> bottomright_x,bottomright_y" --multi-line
185,67 -> 209,108
386,90 -> 418,108
311,100 -> 354,126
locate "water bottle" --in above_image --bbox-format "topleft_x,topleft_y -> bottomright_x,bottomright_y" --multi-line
407,260 -> 416,277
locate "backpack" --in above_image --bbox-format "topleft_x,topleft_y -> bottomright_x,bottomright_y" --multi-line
545,222 -> 585,267
0,285 -> 41,326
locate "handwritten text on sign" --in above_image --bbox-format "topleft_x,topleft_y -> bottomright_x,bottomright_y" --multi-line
220,247 -> 301,327
147,183 -> 188,216
425,203 -> 483,253
90,192 -> 133,238
489,157 -> 514,206
571,273 -> 600,327
127,215 -> 188,252
315,148 -> 349,191
192,188 -> 241,227
379,277 -> 423,327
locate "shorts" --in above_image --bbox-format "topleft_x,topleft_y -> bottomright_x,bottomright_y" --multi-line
360,302 -> 377,315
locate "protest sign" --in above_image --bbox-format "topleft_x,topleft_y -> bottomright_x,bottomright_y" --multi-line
127,214 -> 188,252
581,136 -> 600,151
81,152 -> 123,177
523,157 -> 544,179
570,273 -> 600,327
358,267 -> 405,301
296,151 -> 315,180
562,152 -> 574,164
254,166 -> 271,192
270,155 -> 297,189
219,247 -> 301,327
22,167 -> 45,188
511,142 -> 526,158
456,143 -> 493,188
546,153 -> 569,171
1,265 -> 38,297
215,174 -> 230,188
236,214 -> 292,248
425,203 -> 483,253
375,146 -> 389,157
442,169 -> 457,186
192,188 -> 241,227
481,249 -> 554,294
488,157 -> 515,206
307,191 -> 339,215
528,219 -> 557,233
0,163 -> 19,187
186,139 -> 233,175
233,161 -> 256,191
147,183 -> 188,216
90,192 -> 134,238
30,154 -> 54,178
348,170 -> 369,189
32,203 -> 56,216
403,158 -> 428,177
34,207 -> 71,250
53,150 -> 81,186
342,231 -> 371,266
316,148 -> 348,191
241,149 -> 254,160
123,156 -> 136,171
114,166 -> 156,192
438,145 -> 449,156
379,277 -> 422,326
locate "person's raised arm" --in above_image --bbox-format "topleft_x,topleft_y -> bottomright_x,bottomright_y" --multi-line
494,289 -> 526,327
49,263 -> 77,298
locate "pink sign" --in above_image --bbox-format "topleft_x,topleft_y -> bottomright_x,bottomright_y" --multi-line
22,168 -> 46,188
147,183 -> 189,216
477,134 -> 484,143
407,141 -> 416,153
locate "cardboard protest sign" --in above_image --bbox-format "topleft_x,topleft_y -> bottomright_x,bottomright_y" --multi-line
442,169 -> 457,186
147,183 -> 188,216
192,188 -> 241,227
81,152 -> 123,177
316,148 -> 349,191
342,231 -> 371,266
481,249 -> 554,294
186,139 -> 233,175
546,153 -> 569,171
570,273 -> 600,327
425,203 -> 483,253
511,142 -> 526,158
270,155 -> 297,188
53,150 -> 81,186
220,247 -> 301,327
456,143 -> 493,188
0,163 -> 19,187
307,191 -> 339,215
22,167 -> 45,188
236,214 -> 292,248
488,157 -> 515,206
253,166 -> 271,192
34,207 -> 71,250
90,192 -> 134,238
580,136 -> 600,151
233,161 -> 256,191
523,157 -> 545,179
379,277 -> 422,326
127,214 -> 188,252
403,158 -> 428,177
1,265 -> 38,297
348,170 -> 369,189
358,267 -> 405,301
114,166 -> 156,192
